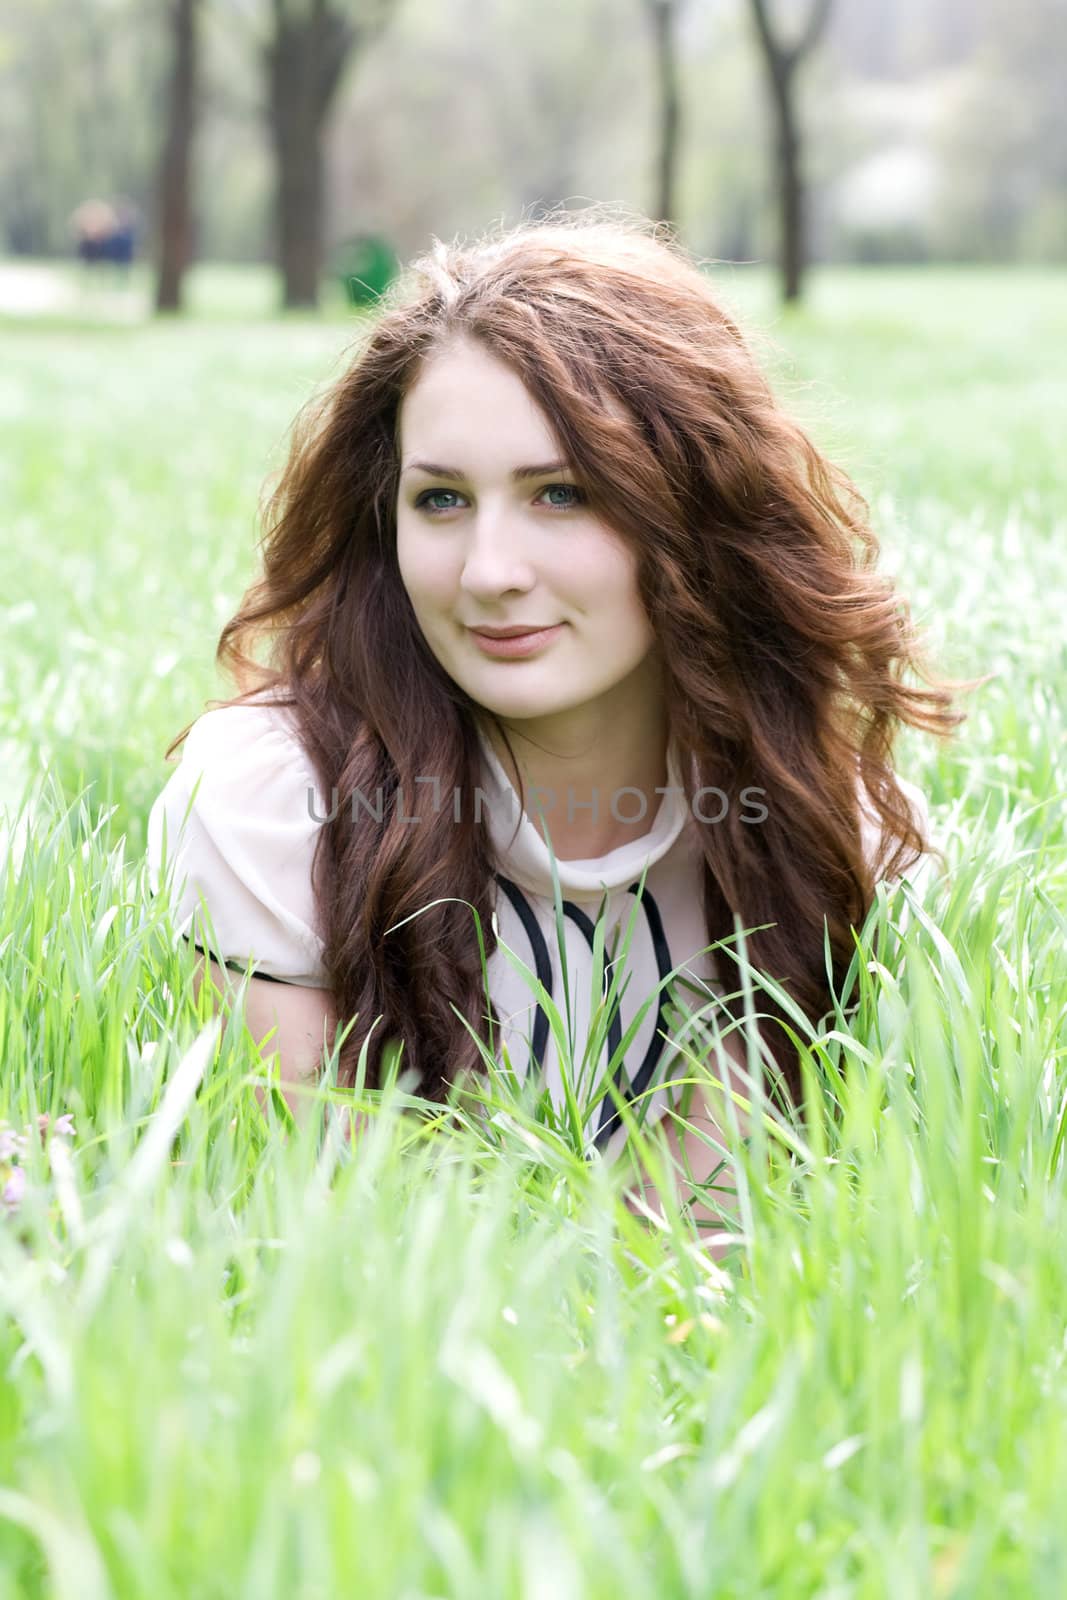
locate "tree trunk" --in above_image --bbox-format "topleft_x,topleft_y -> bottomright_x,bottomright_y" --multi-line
647,0 -> 682,229
764,47 -> 802,302
155,0 -> 197,313
748,0 -> 832,304
266,0 -> 356,310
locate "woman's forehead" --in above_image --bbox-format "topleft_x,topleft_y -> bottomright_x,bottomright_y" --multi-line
397,344 -> 558,461
397,331 -> 631,456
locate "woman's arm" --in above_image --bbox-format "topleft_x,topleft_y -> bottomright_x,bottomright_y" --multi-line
193,956 -> 340,1127
623,1028 -> 753,1261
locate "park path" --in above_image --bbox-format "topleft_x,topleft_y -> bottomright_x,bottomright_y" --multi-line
0,261 -> 145,320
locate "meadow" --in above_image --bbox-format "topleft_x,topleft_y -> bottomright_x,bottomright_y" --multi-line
0,262 -> 1065,1597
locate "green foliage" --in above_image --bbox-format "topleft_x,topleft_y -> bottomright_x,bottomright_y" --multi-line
1,268 -> 1066,1594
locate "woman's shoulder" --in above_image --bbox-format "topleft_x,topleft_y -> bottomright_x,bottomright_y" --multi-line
153,693 -> 327,849
146,691 -> 329,986
179,693 -> 318,789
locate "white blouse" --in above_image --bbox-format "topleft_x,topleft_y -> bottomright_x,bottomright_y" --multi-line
147,699 -> 934,1163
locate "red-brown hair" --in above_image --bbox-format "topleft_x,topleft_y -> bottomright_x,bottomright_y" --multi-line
168,210 -> 985,1112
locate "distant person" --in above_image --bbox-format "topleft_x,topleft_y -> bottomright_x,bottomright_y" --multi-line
71,199 -> 118,270
70,198 -> 137,288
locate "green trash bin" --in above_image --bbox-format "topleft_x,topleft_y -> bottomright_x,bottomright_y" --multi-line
331,233 -> 399,307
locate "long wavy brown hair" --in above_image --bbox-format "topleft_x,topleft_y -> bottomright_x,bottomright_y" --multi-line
167,210 -> 985,1115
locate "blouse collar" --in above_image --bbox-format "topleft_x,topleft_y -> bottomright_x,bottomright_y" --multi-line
474,723 -> 690,902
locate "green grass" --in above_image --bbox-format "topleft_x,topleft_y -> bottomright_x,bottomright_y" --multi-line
1,263 -> 1066,1597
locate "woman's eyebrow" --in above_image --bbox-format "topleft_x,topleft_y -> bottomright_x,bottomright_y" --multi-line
401,460 -> 573,481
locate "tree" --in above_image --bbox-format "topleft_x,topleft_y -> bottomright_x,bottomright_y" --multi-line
748,0 -> 832,301
643,0 -> 683,229
156,0 -> 199,311
265,0 -> 398,309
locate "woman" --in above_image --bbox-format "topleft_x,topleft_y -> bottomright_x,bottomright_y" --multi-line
147,212 -> 975,1238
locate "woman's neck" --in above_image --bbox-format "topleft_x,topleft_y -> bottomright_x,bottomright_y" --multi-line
478,659 -> 671,861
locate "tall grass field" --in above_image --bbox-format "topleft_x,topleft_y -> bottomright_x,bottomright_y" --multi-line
1,264 -> 1065,1597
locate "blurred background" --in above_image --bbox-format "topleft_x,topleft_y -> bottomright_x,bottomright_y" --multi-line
1,0 -> 1063,316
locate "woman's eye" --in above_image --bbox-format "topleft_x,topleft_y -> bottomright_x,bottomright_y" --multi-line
413,483 -> 585,515
539,483 -> 584,510
415,489 -> 463,512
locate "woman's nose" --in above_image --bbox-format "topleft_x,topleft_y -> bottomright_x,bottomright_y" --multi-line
459,515 -> 537,595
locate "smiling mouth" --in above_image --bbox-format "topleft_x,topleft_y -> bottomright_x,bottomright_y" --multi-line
468,625 -> 560,638
467,623 -> 565,656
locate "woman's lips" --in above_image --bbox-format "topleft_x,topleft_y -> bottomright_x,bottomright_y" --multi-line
468,623 -> 565,659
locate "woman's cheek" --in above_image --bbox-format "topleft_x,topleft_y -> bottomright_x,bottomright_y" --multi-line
396,522 -> 438,603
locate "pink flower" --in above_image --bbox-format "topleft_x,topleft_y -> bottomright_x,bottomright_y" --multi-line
0,1125 -> 26,1163
34,1112 -> 76,1145
2,1163 -> 26,1212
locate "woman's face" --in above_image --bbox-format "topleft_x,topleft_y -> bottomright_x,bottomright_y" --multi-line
395,335 -> 658,731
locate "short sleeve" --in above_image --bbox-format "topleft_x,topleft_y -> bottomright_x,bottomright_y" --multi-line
858,769 -> 939,900
146,702 -> 330,987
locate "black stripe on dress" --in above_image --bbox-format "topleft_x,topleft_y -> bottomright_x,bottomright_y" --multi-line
493,876 -> 675,1156
494,874 -> 554,1072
